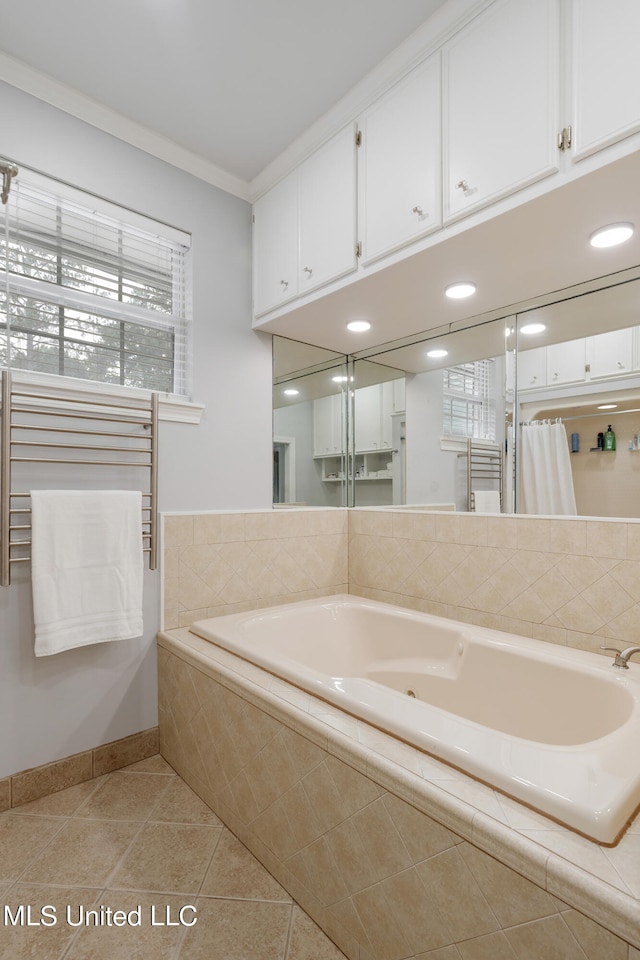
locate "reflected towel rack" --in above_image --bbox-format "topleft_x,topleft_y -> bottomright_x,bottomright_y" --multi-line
0,370 -> 158,586
458,439 -> 503,512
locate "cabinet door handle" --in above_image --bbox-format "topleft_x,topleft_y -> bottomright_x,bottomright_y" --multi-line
617,360 -> 624,368
412,205 -> 424,216
456,179 -> 471,193
280,279 -> 289,288
303,266 -> 313,276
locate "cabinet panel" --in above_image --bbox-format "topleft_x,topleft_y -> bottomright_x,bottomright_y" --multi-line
355,384 -> 382,452
313,394 -> 345,456
571,0 -> 640,160
443,0 -> 559,222
517,347 -> 546,390
359,56 -> 441,263
299,125 -> 357,294
546,340 -> 586,385
252,170 -> 298,317
586,328 -> 634,380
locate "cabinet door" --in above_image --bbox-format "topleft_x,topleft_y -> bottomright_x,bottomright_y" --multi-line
299,125 -> 357,294
252,171 -> 298,317
571,0 -> 640,160
586,328 -> 634,380
313,394 -> 344,456
517,347 -> 546,390
443,0 -> 560,222
546,340 -> 586,385
359,56 -> 441,263
355,384 -> 382,452
380,381 -> 399,449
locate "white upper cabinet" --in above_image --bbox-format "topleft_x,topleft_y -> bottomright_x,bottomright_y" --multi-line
299,124 -> 358,296
252,170 -> 298,317
358,56 -> 441,264
546,340 -> 586,385
570,0 -> 640,161
517,346 -> 546,390
313,393 -> 345,456
586,328 -> 635,380
253,125 -> 357,318
443,0 -> 560,223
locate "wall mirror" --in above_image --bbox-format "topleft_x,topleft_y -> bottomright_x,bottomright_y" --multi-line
273,266 -> 640,517
272,338 -> 348,507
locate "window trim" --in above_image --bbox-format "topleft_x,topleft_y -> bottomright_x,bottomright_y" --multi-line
1,165 -> 193,399
5,367 -> 204,424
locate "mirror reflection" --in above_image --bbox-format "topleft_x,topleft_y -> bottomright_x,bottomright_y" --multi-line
272,339 -> 347,507
515,276 -> 640,518
273,268 -> 640,518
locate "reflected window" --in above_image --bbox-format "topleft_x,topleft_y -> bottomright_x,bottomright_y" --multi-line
442,359 -> 496,440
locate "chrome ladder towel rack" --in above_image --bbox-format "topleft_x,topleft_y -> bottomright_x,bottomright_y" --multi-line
0,370 -> 158,586
459,439 -> 503,512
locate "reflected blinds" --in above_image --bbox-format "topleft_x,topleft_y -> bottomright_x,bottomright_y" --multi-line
442,359 -> 496,440
0,170 -> 191,396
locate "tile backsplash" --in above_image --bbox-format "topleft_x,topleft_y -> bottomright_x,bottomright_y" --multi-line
163,508 -> 640,655
163,509 -> 348,629
350,510 -> 640,655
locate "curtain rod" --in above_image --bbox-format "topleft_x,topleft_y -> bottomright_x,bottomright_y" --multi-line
523,407 -> 640,425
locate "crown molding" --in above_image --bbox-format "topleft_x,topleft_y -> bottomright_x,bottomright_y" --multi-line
0,52 -> 251,202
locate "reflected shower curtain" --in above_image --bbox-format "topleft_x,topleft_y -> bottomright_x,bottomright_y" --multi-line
520,421 -> 577,515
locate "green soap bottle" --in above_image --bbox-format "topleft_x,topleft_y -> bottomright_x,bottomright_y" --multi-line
604,425 -> 616,451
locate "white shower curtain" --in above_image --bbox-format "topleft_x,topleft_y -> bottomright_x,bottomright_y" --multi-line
520,421 -> 577,515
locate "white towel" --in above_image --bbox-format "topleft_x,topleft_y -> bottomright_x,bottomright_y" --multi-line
30,490 -> 143,657
472,490 -> 501,513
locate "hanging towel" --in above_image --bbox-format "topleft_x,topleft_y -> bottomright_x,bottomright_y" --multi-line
30,490 -> 143,657
472,490 -> 501,513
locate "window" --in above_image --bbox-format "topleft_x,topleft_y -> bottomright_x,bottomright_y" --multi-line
0,170 -> 191,395
442,359 -> 496,440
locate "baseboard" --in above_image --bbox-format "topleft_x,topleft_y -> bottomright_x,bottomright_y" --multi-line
0,727 -> 160,811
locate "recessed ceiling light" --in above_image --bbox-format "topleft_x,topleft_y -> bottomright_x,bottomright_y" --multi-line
520,322 -> 546,335
445,281 -> 476,299
597,403 -> 618,410
346,320 -> 371,333
283,388 -> 299,396
589,222 -> 634,248
426,348 -> 448,359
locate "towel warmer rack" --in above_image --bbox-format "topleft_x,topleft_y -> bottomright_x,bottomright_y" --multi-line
459,439 -> 503,512
0,370 -> 158,586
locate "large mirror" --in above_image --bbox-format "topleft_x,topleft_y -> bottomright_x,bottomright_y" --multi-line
272,339 -> 348,507
273,267 -> 640,517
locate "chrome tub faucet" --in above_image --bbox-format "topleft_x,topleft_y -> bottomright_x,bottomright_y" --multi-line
601,645 -> 640,669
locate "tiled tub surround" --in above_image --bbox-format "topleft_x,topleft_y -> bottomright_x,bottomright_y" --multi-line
160,506 -> 640,957
165,507 -> 640,658
349,510 -> 640,656
157,629 -> 640,960
188,595 -> 640,843
163,509 -> 348,630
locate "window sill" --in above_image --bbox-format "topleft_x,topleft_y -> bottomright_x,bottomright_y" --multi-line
4,369 -> 204,424
440,437 -> 498,453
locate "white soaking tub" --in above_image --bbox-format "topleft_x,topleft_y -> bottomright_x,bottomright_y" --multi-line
190,594 -> 640,843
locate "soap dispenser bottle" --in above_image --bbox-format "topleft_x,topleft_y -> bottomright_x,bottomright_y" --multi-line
604,425 -> 616,451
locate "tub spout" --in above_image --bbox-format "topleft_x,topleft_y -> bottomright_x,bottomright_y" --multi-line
601,645 -> 640,669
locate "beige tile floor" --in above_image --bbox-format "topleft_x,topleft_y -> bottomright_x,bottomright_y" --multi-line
0,755 -> 347,960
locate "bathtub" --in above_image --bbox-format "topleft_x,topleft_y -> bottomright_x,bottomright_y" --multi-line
190,594 -> 640,843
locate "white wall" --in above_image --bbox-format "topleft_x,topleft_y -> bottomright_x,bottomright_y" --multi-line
0,81 -> 272,778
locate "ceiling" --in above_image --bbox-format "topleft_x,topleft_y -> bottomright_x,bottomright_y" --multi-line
0,0 -> 447,186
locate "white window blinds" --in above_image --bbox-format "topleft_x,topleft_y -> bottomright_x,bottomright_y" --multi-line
0,170 -> 191,396
442,359 -> 496,440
